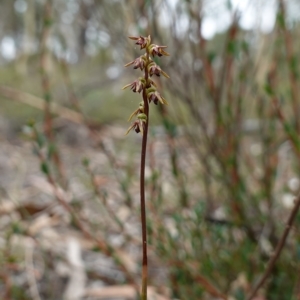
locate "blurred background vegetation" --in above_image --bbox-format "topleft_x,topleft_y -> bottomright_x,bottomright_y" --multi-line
0,0 -> 300,299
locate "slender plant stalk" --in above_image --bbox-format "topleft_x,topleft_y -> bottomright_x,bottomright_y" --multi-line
140,50 -> 150,300
140,99 -> 148,299
123,35 -> 169,300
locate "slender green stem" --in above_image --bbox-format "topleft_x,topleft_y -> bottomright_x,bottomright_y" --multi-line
140,51 -> 150,300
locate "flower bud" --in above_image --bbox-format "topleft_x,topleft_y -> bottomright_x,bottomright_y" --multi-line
137,113 -> 147,121
128,102 -> 145,121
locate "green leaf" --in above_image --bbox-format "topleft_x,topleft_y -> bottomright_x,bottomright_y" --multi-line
47,143 -> 56,159
40,162 -> 49,175
264,84 -> 273,96
82,157 -> 90,167
36,132 -> 46,148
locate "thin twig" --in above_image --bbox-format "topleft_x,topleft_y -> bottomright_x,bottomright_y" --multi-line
40,1 -> 66,186
247,193 -> 300,300
0,85 -> 84,124
40,0 -> 53,140
194,274 -> 227,300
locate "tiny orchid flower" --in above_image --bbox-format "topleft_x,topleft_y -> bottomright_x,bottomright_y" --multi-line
148,62 -> 170,78
124,55 -> 147,70
123,36 -> 169,134
122,78 -> 146,93
147,87 -> 168,105
128,35 -> 151,50
149,44 -> 170,57
125,113 -> 147,135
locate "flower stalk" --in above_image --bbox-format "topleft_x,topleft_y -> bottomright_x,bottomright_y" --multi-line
123,35 -> 169,300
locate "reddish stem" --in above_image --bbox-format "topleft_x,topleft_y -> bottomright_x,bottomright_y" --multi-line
140,51 -> 150,300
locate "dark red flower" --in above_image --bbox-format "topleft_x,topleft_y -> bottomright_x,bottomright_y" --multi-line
147,88 -> 168,105
122,78 -> 146,93
148,62 -> 170,78
128,35 -> 151,50
124,55 -> 146,70
149,44 -> 170,57
125,113 -> 147,135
